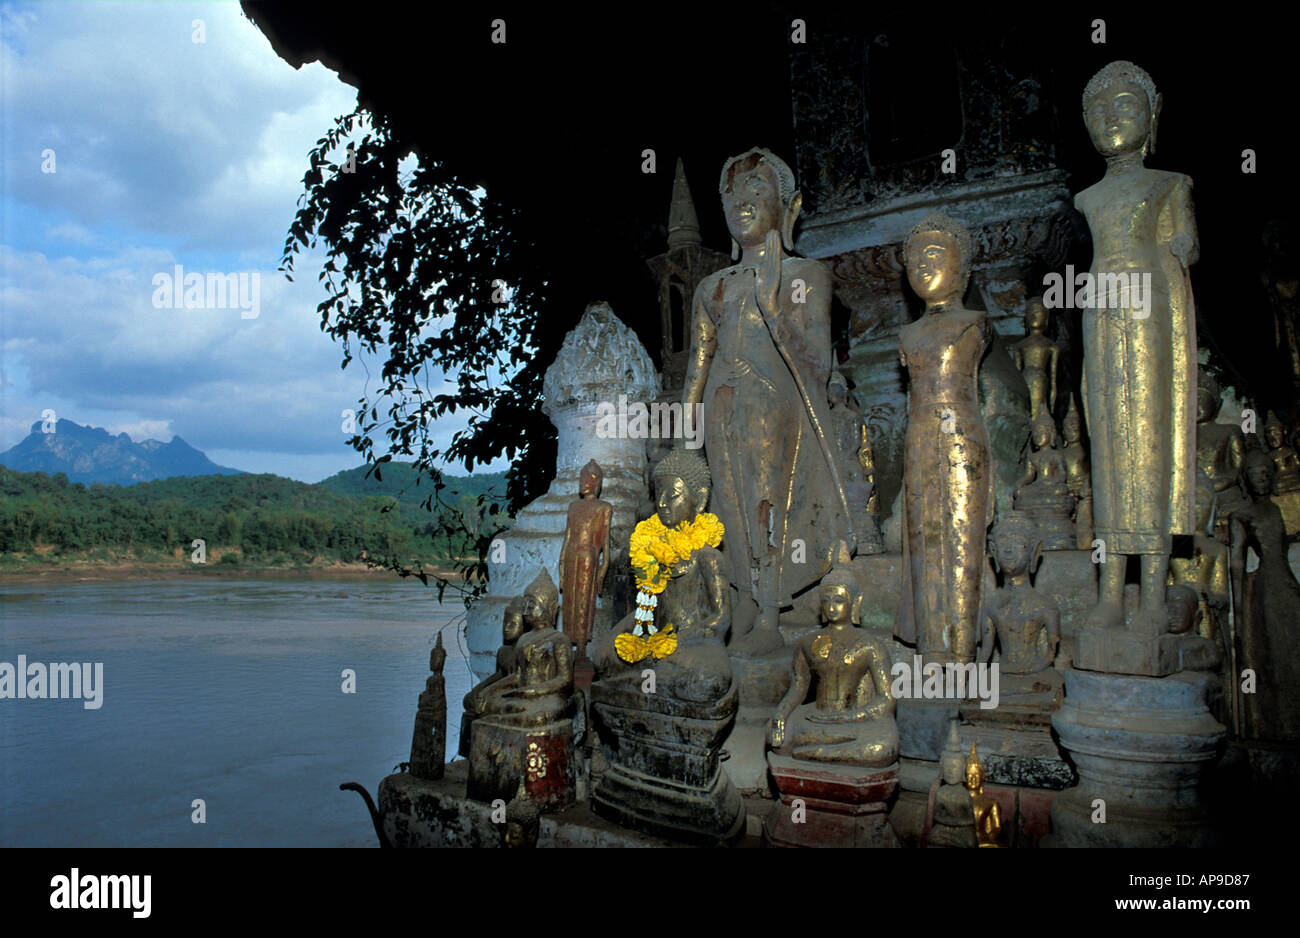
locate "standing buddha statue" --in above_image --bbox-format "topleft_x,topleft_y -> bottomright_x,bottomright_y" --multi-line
895,211 -> 993,666
1074,60 -> 1198,638
558,459 -> 612,667
1011,297 -> 1060,423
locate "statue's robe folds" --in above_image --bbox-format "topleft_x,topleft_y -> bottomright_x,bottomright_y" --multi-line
894,310 -> 994,662
1075,171 -> 1197,555
690,258 -> 851,609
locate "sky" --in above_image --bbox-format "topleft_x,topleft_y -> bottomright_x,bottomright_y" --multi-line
1,1 -> 501,482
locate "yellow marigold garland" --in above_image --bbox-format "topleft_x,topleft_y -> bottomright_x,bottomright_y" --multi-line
619,512 -> 723,663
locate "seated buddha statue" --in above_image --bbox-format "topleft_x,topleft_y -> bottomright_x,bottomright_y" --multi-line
458,596 -> 525,758
1263,411 -> 1300,535
966,743 -> 1004,848
479,569 -> 573,726
592,448 -> 732,704
927,720 -> 977,848
768,547 -> 898,767
980,511 -> 1062,707
1169,473 -> 1230,650
1012,409 -> 1076,550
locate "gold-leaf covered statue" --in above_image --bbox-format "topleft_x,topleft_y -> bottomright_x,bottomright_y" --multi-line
683,147 -> 853,656
1061,395 -> 1094,548
1262,411 -> 1300,534
1075,60 -> 1198,634
828,371 -> 884,554
478,569 -> 573,726
558,459 -> 612,665
768,544 -> 898,766
966,743 -> 1003,847
895,211 -> 993,665
1012,409 -> 1077,550
981,512 -> 1062,707
1011,297 -> 1060,422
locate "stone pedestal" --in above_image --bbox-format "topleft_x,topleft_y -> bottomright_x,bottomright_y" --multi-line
1074,627 -> 1221,677
763,753 -> 899,848
1049,668 -> 1225,847
465,302 -> 657,680
467,712 -> 577,813
590,675 -> 744,845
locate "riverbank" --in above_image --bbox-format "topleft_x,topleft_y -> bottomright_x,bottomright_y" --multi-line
0,560 -> 463,584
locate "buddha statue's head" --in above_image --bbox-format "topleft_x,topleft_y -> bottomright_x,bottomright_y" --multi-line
828,371 -> 849,408
521,568 -> 560,631
819,564 -> 858,627
579,459 -> 604,498
1029,410 -> 1057,451
989,511 -> 1041,579
1193,472 -> 1218,535
719,147 -> 800,258
963,742 -> 986,794
904,211 -> 973,306
1196,373 -> 1222,424
1024,297 -> 1049,334
1165,584 -> 1201,636
1264,412 -> 1288,451
503,796 -> 540,848
1062,396 -> 1083,445
1083,60 -> 1161,160
503,595 -> 527,645
1244,447 -> 1276,498
653,448 -> 711,528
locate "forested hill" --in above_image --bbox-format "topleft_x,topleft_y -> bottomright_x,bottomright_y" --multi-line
317,463 -> 507,525
0,463 -> 508,569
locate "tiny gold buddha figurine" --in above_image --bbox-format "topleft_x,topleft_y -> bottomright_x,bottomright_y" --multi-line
1011,297 -> 1060,422
1012,409 -> 1077,550
981,512 -> 1062,706
828,371 -> 884,554
1075,60 -> 1198,636
1264,411 -> 1300,493
683,146 -> 853,656
478,569 -> 573,726
459,596 -> 526,758
965,743 -> 1003,848
1262,411 -> 1300,535
408,633 -> 448,780
1195,373 -> 1248,542
1169,473 -> 1230,646
768,546 -> 898,766
1060,395 -> 1094,548
927,721 -> 976,848
1230,449 -> 1300,742
896,211 -> 993,665
558,459 -> 612,665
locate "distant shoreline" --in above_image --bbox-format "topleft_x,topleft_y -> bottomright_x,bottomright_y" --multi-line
0,561 -> 464,584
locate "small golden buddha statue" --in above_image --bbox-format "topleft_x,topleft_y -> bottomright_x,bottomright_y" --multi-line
1264,412 -> 1300,494
459,596 -> 526,758
1169,473 -> 1229,646
965,743 -> 1003,847
1195,373 -> 1248,542
1011,297 -> 1060,422
479,569 -> 573,726
1013,409 -> 1076,550
828,371 -> 884,554
768,546 -> 898,766
896,211 -> 993,666
1075,60 -> 1198,636
558,459 -> 612,665
981,512 -> 1062,706
683,146 -> 853,656
1060,395 -> 1093,548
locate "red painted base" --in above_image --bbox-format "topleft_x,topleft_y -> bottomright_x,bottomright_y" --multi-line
763,753 -> 900,848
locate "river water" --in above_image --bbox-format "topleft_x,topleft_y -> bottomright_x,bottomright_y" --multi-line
0,578 -> 473,847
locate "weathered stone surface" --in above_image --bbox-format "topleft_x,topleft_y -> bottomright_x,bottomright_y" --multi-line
466,302 -> 657,679
467,712 -> 577,813
1049,668 -> 1225,847
763,753 -> 899,848
590,674 -> 745,845
379,764 -> 682,848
